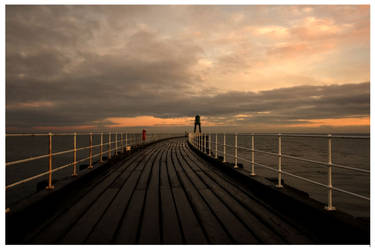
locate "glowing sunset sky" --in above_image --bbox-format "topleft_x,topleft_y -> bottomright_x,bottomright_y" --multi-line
6,5 -> 370,133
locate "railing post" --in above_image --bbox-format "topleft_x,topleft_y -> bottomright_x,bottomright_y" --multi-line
125,132 -> 128,149
46,132 -> 54,189
115,132 -> 118,156
100,132 -> 103,162
202,133 -> 204,152
223,133 -> 226,162
201,133 -> 203,151
201,133 -> 204,152
250,134 -> 256,176
209,133 -> 211,156
108,132 -> 111,159
215,133 -> 218,159
121,132 -> 123,152
89,132 -> 93,169
199,134 -> 201,151
325,134 -> 336,211
234,133 -> 238,168
204,133 -> 206,153
276,134 -> 283,188
200,134 -> 202,151
72,132 -> 77,176
198,134 -> 200,151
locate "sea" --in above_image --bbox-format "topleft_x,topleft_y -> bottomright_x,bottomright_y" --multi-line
6,133 -> 370,218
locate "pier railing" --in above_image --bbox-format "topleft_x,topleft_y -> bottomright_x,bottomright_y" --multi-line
6,132 -> 174,203
189,133 -> 370,211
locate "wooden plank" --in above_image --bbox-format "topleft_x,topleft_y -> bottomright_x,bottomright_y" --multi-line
160,189 -> 183,243
166,144 -> 180,188
138,147 -> 163,243
160,148 -> 170,189
85,143 -> 167,243
166,144 -> 206,244
24,162 -> 116,243
172,188 -> 207,243
177,147 -> 257,243
182,143 -> 311,243
171,144 -> 232,244
31,148 -> 151,243
159,148 -> 183,243
195,170 -> 281,243
114,145 -> 163,243
114,190 -> 146,243
85,170 -> 142,243
60,145 -> 165,243
60,188 -> 118,243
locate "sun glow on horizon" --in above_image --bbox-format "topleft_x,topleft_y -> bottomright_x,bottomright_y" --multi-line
288,117 -> 370,128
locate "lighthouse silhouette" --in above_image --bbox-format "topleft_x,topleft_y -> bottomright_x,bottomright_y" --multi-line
194,115 -> 201,133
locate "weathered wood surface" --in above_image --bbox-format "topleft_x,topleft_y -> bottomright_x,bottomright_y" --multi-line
20,138 -> 314,244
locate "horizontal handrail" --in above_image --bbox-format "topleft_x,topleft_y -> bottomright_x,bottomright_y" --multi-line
237,154 -> 335,190
217,141 -> 370,174
189,132 -> 370,212
6,138 -> 139,167
6,133 -> 176,192
236,133 -> 370,139
6,132 -> 180,137
332,186 -> 370,201
7,147 -> 113,190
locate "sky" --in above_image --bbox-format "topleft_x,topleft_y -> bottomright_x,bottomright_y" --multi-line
5,5 -> 370,133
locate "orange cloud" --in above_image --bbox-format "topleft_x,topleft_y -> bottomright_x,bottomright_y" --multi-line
7,101 -> 55,110
106,116 -> 193,127
253,25 -> 289,38
289,117 -> 369,128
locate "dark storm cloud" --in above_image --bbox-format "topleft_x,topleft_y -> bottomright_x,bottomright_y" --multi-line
6,79 -> 370,130
200,83 -> 370,121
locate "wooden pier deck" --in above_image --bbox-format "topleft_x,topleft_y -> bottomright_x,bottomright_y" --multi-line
6,138 -> 370,244
8,137 -> 318,244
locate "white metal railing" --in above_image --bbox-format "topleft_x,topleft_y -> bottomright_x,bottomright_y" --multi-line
6,132 -> 175,193
188,132 -> 370,211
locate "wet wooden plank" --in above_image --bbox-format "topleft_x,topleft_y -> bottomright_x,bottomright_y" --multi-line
166,145 -> 180,188
172,145 -> 232,244
172,187 -> 207,243
160,148 -> 170,189
60,146 -> 165,243
85,144 -> 166,243
166,144 -> 206,244
114,146 -> 163,243
182,143 -> 311,243
177,148 -> 257,243
160,189 -> 183,243
85,170 -> 142,243
60,188 -> 118,243
31,149 -> 148,243
159,148 -> 183,244
138,149 -> 162,243
114,190 -> 145,243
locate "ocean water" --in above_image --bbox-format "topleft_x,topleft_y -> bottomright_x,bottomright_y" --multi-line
6,133 -> 144,207
210,134 -> 370,218
6,133 -> 370,218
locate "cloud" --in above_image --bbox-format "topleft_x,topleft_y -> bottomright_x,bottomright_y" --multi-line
5,6 -> 370,132
6,79 -> 370,131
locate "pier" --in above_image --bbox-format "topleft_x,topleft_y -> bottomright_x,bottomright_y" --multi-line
6,135 -> 369,244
